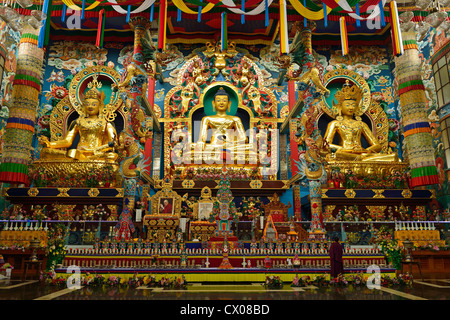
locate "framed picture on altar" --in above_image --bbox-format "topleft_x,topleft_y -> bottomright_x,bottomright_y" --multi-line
197,202 -> 213,221
158,197 -> 174,215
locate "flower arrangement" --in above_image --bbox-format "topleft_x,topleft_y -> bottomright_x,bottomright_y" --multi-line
415,243 -> 450,252
347,272 -> 367,286
135,201 -> 144,210
381,273 -> 413,287
1,263 -> 13,270
31,205 -> 48,222
46,224 -> 68,270
291,275 -> 311,287
371,226 -> 403,270
158,276 -> 187,289
312,274 -> 330,287
264,275 -> 283,289
330,274 -> 348,286
95,204 -> 107,220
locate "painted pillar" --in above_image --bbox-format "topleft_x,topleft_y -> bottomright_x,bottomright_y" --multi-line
395,31 -> 439,187
430,39 -> 450,206
0,27 -> 44,185
308,179 -> 325,240
127,16 -> 151,207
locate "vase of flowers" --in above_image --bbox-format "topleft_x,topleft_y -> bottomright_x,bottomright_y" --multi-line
1,263 -> 13,278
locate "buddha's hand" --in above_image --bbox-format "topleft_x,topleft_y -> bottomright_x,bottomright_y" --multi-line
38,136 -> 50,147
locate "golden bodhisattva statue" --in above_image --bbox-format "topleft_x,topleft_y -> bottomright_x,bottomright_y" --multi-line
196,87 -> 251,154
324,81 -> 398,162
39,85 -> 118,162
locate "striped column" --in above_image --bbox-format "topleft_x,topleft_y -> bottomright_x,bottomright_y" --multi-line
395,31 -> 439,187
0,26 -> 44,184
308,179 -> 325,240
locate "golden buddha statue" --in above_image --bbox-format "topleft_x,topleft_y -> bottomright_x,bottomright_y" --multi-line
39,84 -> 118,162
196,87 -> 252,154
323,81 -> 398,162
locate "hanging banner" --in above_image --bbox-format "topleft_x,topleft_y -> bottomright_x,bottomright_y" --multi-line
279,0 -> 289,54
340,16 -> 348,56
389,0 -> 404,56
109,0 -> 155,14
172,0 -> 215,14
62,0 -> 102,11
221,0 -> 274,15
158,0 -> 167,51
288,0 -> 332,20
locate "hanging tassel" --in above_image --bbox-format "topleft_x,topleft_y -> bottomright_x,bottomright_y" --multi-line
177,8 -> 181,22
340,16 -> 348,56
279,0 -> 289,54
221,11 -> 228,51
81,0 -> 86,20
126,5 -> 131,23
241,0 -> 245,24
265,0 -> 269,27
379,1 -> 386,27
62,3 -> 67,23
323,2 -> 327,28
355,3 -> 360,27
303,0 -> 307,27
158,0 -> 167,51
198,1 -> 202,22
38,0 -> 51,48
96,9 -> 105,48
150,3 -> 154,22
389,0 -> 403,56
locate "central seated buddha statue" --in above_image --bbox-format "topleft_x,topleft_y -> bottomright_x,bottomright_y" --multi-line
188,87 -> 257,164
38,85 -> 118,162
323,81 -> 399,162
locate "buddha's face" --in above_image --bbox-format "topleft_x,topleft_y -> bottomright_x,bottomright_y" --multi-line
84,98 -> 101,117
212,94 -> 230,112
340,100 -> 357,117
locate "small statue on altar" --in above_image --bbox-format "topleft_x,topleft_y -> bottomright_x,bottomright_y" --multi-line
276,240 -> 283,253
114,198 -> 135,242
94,237 -> 100,251
250,238 -> 257,253
323,80 -> 398,162
218,240 -> 233,269
264,255 -> 272,269
293,254 -> 301,269
294,241 -> 301,253
38,76 -> 118,162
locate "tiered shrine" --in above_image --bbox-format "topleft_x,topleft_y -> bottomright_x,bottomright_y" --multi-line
0,6 -> 448,283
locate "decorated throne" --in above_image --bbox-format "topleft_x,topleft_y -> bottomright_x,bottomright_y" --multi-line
262,193 -> 307,241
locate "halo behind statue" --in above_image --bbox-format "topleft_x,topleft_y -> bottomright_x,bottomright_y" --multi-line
319,69 -> 371,119
199,82 -> 242,116
68,66 -> 123,118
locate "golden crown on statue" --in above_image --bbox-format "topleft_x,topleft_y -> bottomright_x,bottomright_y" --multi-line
84,73 -> 103,100
334,80 -> 362,105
